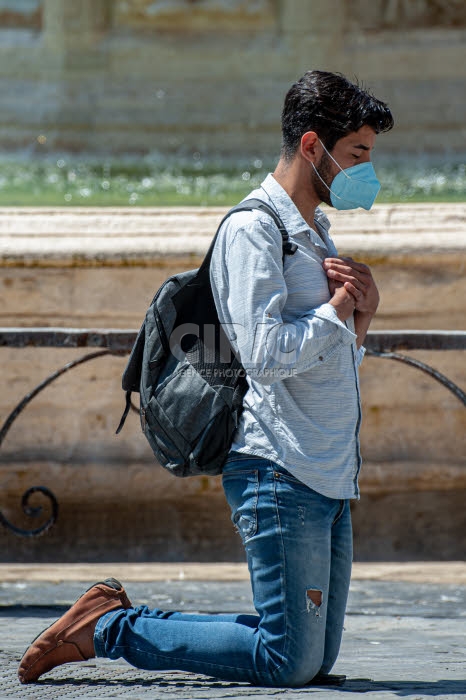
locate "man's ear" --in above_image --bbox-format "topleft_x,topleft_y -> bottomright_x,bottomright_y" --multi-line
300,131 -> 321,164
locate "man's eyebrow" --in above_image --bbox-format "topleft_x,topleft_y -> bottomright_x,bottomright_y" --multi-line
352,143 -> 371,151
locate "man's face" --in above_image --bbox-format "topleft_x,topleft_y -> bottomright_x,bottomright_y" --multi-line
311,124 -> 377,207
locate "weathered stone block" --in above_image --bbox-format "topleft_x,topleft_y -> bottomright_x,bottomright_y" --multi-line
113,0 -> 275,32
1,0 -> 466,154
0,0 -> 42,29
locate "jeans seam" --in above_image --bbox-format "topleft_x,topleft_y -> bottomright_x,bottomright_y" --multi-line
272,471 -> 303,487
222,469 -> 260,478
332,500 -> 346,526
109,643 -> 271,680
223,469 -> 259,541
270,470 -> 288,677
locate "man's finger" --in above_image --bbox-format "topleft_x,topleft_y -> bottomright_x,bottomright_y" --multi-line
325,268 -> 368,291
344,281 -> 363,300
324,258 -> 371,275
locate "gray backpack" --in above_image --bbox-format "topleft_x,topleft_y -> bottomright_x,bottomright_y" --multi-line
117,198 -> 296,477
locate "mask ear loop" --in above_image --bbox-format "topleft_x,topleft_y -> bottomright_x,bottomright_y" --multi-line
311,156 -> 351,200
311,138 -> 352,203
319,139 -> 351,180
311,161 -> 346,203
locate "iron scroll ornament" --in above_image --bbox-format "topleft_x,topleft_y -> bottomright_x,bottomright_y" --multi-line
0,350 -> 111,537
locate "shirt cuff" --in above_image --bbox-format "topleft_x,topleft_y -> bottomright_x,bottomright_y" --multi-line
310,303 -> 357,345
356,345 -> 366,367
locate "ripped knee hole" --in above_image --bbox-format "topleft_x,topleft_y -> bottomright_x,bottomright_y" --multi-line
306,589 -> 323,615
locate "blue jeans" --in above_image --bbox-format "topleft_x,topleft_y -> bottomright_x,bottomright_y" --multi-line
94,454 -> 353,687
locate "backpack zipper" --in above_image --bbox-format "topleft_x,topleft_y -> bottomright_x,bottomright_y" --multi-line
153,307 -> 170,357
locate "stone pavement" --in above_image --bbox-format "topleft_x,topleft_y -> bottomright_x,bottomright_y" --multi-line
0,564 -> 465,699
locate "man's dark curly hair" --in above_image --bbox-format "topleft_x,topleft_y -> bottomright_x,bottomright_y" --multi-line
281,70 -> 394,160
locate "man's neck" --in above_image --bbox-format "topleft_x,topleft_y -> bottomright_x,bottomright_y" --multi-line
272,158 -> 321,231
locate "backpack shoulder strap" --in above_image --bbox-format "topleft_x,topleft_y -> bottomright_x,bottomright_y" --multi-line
198,197 -> 297,278
228,198 -> 298,260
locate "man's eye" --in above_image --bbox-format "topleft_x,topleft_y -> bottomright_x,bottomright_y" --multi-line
352,154 -> 361,159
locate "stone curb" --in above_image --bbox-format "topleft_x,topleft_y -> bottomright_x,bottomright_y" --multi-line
1,204 -> 465,265
0,562 -> 465,584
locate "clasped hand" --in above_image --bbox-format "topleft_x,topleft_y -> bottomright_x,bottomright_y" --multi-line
323,257 -> 380,317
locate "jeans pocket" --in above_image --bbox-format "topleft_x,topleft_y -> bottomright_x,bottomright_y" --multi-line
222,469 -> 259,542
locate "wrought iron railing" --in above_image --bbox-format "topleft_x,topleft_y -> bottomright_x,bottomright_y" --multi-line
1,328 -> 465,537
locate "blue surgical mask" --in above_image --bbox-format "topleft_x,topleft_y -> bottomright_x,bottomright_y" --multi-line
312,139 -> 381,210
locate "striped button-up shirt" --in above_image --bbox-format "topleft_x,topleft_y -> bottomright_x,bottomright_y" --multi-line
210,174 -> 364,499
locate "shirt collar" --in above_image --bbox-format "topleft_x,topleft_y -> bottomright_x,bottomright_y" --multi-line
259,174 -> 332,251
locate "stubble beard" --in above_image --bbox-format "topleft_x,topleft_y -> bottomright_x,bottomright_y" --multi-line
310,151 -> 334,207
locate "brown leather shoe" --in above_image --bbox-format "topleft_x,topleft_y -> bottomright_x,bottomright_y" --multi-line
18,577 -> 132,684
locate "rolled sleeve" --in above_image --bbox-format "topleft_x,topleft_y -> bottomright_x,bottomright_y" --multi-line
355,345 -> 366,367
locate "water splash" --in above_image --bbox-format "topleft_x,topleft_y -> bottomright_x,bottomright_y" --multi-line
0,153 -> 463,206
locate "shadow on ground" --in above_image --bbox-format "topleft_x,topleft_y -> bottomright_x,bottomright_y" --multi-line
30,676 -> 466,696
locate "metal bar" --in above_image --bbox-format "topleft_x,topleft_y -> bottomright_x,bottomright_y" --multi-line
0,328 -> 134,352
366,351 -> 466,406
1,328 -> 466,352
364,330 -> 466,352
